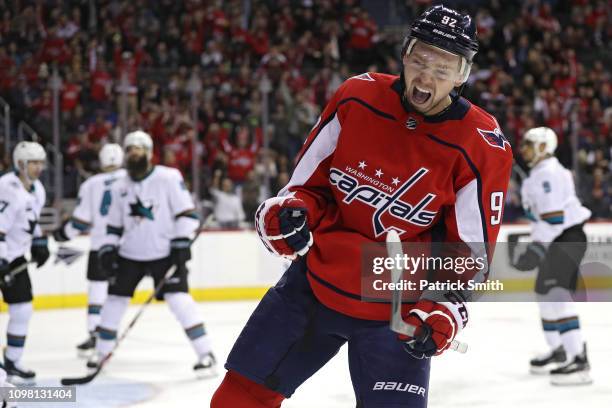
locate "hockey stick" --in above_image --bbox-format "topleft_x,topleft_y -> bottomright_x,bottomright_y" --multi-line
386,230 -> 468,354
60,228 -> 203,386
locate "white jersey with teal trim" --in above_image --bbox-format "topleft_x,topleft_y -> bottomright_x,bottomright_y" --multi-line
520,157 -> 591,243
72,169 -> 127,251
103,165 -> 195,261
0,172 -> 46,262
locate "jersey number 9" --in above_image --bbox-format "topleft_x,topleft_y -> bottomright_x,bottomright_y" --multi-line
490,192 -> 504,225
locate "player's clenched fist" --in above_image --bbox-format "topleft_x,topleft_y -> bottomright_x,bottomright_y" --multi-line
255,196 -> 313,260
399,300 -> 463,359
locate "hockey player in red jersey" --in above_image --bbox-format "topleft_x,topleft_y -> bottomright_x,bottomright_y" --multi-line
212,5 -> 512,407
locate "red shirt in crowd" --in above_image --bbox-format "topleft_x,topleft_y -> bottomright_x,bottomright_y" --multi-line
90,68 -> 113,102
61,82 -> 81,112
222,126 -> 262,183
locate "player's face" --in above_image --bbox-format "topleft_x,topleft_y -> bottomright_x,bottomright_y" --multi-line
126,145 -> 148,162
25,160 -> 45,180
403,42 -> 463,115
519,140 -> 536,163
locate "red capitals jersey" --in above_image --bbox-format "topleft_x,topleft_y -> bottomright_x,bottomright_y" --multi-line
279,73 -> 513,322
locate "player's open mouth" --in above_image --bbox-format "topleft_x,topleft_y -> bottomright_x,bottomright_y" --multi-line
411,86 -> 432,105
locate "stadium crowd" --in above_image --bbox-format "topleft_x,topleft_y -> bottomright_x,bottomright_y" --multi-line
0,0 -> 610,224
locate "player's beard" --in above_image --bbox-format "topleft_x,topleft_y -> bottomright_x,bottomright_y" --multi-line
126,155 -> 149,179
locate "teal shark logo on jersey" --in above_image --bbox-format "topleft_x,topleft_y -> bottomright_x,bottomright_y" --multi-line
129,196 -> 154,220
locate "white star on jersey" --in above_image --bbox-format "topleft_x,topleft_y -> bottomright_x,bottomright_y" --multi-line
358,161 -> 367,169
391,177 -> 400,185
375,169 -> 383,178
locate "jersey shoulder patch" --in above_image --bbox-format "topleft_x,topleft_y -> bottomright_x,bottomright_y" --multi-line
349,72 -> 375,82
476,127 -> 510,151
466,105 -> 511,152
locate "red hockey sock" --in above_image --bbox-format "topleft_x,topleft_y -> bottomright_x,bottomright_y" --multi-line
211,370 -> 285,408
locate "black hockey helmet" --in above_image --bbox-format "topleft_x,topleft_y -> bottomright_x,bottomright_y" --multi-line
403,5 -> 478,63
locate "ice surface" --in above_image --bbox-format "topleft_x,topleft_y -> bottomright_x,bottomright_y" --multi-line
2,301 -> 610,407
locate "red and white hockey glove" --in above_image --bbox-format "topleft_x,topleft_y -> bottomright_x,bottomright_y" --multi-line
255,196 -> 313,260
399,298 -> 466,359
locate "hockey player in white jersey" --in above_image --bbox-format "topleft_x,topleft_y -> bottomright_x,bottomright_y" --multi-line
91,130 -> 215,375
515,127 -> 592,385
52,143 -> 126,356
0,141 -> 50,381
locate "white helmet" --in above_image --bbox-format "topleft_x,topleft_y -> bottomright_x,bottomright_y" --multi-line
13,141 -> 46,170
124,130 -> 153,159
99,143 -> 124,169
523,127 -> 558,166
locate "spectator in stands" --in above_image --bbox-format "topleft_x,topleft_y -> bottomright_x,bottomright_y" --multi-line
210,169 -> 245,228
0,0 -> 609,221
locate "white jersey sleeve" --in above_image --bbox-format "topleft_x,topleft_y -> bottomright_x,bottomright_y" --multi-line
521,157 -> 591,243
100,177 -> 125,248
0,173 -> 45,262
32,180 -> 46,238
166,169 -> 200,239
72,177 -> 94,227
167,169 -> 195,216
67,169 -> 127,250
0,182 -> 21,260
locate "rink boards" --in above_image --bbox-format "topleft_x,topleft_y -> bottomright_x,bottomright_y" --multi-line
3,222 -> 612,310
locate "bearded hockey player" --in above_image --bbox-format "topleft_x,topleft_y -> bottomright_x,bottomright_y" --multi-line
516,127 -> 592,385
212,5 -> 513,407
0,141 -> 49,382
91,130 -> 215,375
53,143 -> 126,356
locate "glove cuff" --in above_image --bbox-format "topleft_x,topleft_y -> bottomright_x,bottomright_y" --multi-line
32,237 -> 48,247
99,245 -> 117,255
170,237 -> 191,249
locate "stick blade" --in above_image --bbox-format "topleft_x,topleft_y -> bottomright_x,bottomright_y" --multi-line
60,369 -> 99,386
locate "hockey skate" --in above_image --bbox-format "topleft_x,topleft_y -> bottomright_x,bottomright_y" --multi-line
0,368 -> 17,408
76,333 -> 96,358
193,352 -> 217,379
2,354 -> 35,384
550,345 -> 592,386
529,345 -> 566,374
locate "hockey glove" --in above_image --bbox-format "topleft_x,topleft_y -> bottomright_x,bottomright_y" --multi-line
170,237 -> 191,271
31,237 -> 50,267
513,242 -> 546,271
52,220 -> 70,242
255,196 -> 313,260
399,299 -> 464,359
98,245 -> 119,275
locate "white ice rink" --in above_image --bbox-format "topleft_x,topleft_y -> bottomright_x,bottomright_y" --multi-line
2,300 -> 611,407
